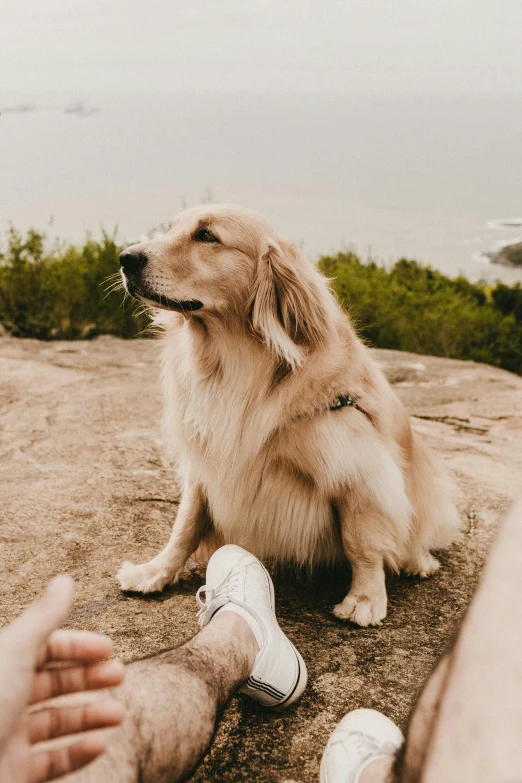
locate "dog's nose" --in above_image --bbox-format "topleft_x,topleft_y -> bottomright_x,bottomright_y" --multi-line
120,249 -> 148,274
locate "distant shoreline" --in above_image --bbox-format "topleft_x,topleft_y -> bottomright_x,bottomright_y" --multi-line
486,239 -> 522,267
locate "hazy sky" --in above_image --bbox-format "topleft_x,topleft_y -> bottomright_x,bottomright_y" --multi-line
2,0 -> 521,96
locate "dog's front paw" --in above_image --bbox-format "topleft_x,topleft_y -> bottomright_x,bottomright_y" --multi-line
333,592 -> 387,627
117,560 -> 179,593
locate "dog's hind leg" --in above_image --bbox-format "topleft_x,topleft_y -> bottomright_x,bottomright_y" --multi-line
117,479 -> 210,593
333,550 -> 388,627
332,482 -> 410,627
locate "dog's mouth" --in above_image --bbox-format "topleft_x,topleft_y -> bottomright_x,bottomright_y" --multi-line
125,278 -> 203,313
141,290 -> 203,312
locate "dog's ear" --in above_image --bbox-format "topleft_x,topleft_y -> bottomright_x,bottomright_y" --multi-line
250,241 -> 329,369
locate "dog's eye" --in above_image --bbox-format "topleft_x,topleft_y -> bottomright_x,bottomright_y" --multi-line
193,227 -> 220,244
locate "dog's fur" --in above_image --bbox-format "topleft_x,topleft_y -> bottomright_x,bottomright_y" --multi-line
117,204 -> 460,626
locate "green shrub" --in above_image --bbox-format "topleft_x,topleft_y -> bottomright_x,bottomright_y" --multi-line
319,253 -> 522,375
1,227 -> 521,376
0,227 -> 148,339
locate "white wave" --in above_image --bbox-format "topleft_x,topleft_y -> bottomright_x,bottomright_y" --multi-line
471,252 -> 491,265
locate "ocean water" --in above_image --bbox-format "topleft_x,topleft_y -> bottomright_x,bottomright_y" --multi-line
1,91 -> 521,283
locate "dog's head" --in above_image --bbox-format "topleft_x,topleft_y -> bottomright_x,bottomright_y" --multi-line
120,204 -> 330,367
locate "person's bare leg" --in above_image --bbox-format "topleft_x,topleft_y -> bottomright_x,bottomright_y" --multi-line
63,612 -> 258,783
420,497 -> 522,782
324,496 -> 522,783
394,497 -> 522,782
389,654 -> 451,782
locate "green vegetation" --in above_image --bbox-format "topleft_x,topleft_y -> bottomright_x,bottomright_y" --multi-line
320,253 -> 522,375
1,227 -> 522,375
0,227 -> 147,339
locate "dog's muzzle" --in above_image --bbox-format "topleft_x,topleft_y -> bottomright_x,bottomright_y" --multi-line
119,250 -> 203,313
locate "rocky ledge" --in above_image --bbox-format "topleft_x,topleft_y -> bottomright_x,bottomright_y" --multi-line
486,240 -> 522,267
1,336 -> 522,782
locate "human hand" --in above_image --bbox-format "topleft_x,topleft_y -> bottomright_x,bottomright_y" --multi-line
0,576 -> 125,783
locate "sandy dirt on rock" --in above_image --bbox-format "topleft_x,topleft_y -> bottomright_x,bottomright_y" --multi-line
1,336 -> 521,782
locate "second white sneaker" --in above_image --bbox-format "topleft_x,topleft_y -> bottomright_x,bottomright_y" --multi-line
196,544 -> 307,709
320,709 -> 404,783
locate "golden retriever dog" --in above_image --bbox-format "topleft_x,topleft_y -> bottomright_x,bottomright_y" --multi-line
117,204 -> 459,626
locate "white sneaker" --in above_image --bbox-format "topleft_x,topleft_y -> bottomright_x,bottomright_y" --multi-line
320,709 -> 404,783
196,544 -> 307,709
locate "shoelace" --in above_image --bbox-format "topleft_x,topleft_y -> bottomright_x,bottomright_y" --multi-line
196,570 -> 240,620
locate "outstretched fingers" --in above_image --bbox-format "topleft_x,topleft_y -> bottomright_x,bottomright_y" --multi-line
37,629 -> 114,668
28,699 -> 125,744
31,660 -> 126,704
29,729 -> 115,783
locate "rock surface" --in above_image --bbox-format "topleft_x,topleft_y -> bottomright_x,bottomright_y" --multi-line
486,239 -> 522,267
1,336 -> 522,782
